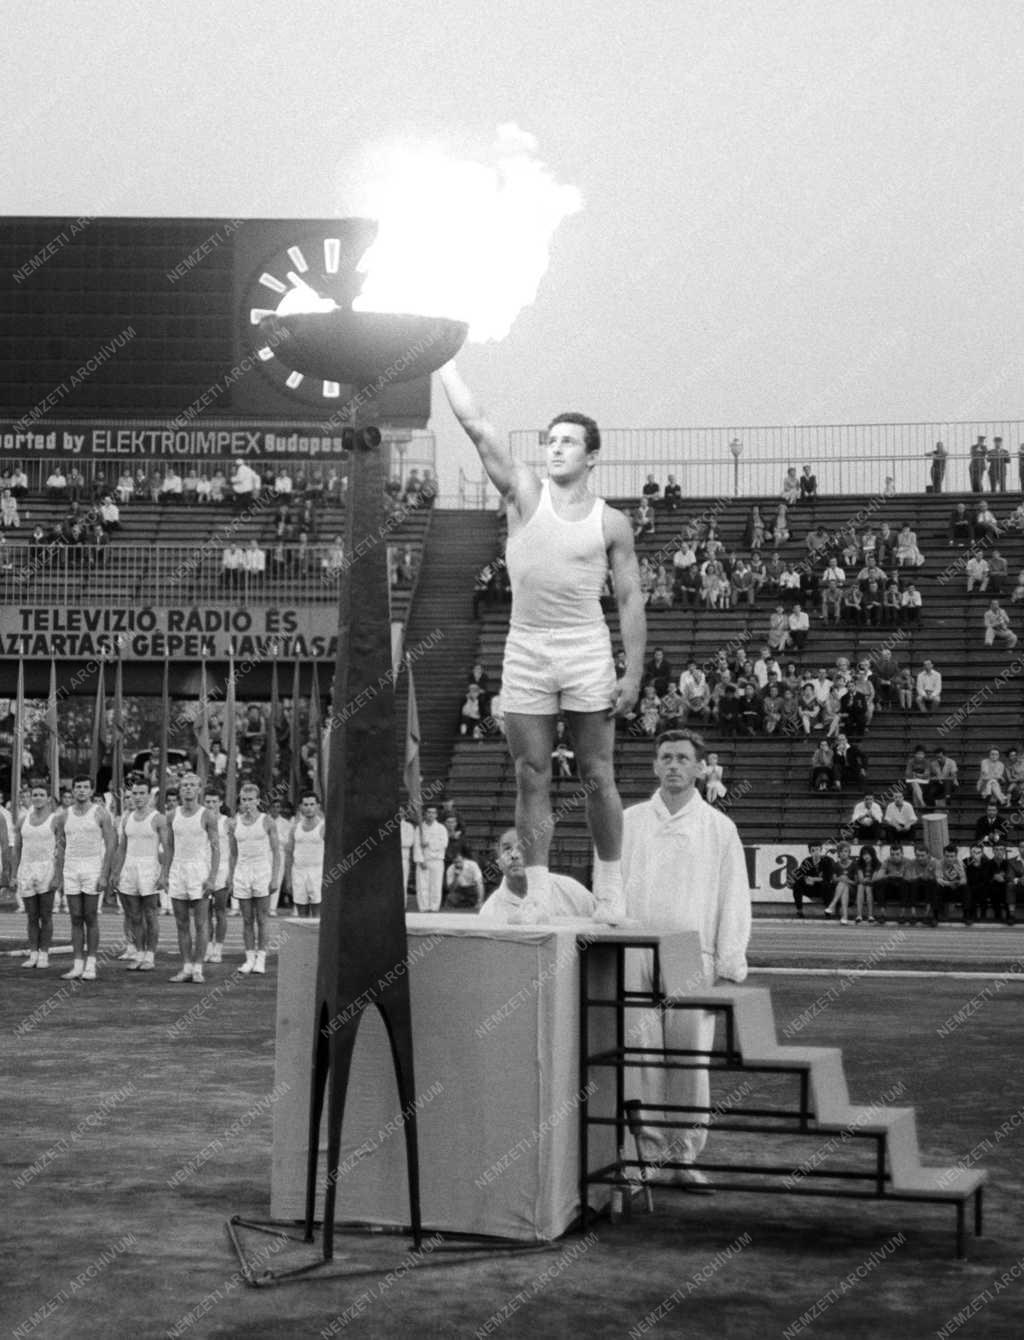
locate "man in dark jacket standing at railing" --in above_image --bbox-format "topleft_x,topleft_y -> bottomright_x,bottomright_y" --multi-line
969,436 -> 987,493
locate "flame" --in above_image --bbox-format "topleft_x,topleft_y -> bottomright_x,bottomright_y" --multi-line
352,124 -> 583,341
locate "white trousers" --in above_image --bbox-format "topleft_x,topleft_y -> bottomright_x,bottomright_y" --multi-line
416,859 -> 444,912
626,948 -> 717,1165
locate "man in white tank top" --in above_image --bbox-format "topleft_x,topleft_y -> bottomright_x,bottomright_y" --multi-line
111,778 -> 168,972
202,787 -> 232,964
53,776 -> 116,980
283,792 -> 325,918
227,782 -> 281,974
440,362 -> 646,923
267,797 -> 293,916
14,782 -> 58,969
165,772 -> 220,984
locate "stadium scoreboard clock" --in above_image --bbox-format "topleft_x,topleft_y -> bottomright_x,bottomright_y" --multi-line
0,217 -> 432,428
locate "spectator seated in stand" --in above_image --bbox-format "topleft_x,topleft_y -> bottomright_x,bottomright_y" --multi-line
0,489 -> 20,528
965,551 -> 990,593
781,467 -> 799,505
984,599 -> 1018,648
963,844 -> 994,924
935,842 -> 967,920
402,469 -> 423,506
717,683 -> 742,736
915,660 -> 942,712
810,739 -> 838,791
987,550 -> 1009,595
10,465 -> 28,498
274,468 -> 293,496
988,843 -> 1020,924
545,719 -> 575,780
99,495 -> 121,532
640,474 -> 661,502
662,474 -> 681,510
242,538 -> 266,585
738,683 -> 763,734
928,747 -> 959,807
182,469 -> 200,505
895,525 -> 924,568
744,505 -> 767,551
904,746 -> 931,809
699,752 -> 727,804
635,684 -> 662,736
159,468 -> 184,505
208,470 -> 227,503
883,790 -> 918,845
850,792 -> 883,843
643,648 -> 674,697
459,684 -> 485,738
834,732 -> 867,788
222,542 -> 245,589
322,536 -> 346,577
677,660 -> 712,722
633,495 -> 656,539
231,461 -> 261,508
657,683 -> 685,730
976,748 -> 1009,804
974,800 -> 1009,846
788,603 -> 809,650
45,467 -> 68,499
799,464 -> 818,500
974,501 -> 1000,543
788,841 -> 833,918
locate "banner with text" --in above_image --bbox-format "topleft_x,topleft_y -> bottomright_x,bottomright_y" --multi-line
0,605 -> 338,660
0,421 -> 367,461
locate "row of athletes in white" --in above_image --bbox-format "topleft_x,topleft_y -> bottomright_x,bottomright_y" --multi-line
13,775 -> 325,983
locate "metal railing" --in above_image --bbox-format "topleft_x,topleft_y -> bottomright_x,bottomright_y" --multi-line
0,541 -> 421,607
502,418 -> 1024,502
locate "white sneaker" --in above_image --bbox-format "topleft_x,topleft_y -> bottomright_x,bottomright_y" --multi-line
36,952 -> 49,969
192,966 -> 205,984
593,886 -> 629,926
82,958 -> 97,981
117,945 -> 136,961
62,960 -> 85,980
675,1167 -> 715,1195
209,944 -> 222,964
203,944 -> 215,963
137,954 -> 155,972
253,951 -> 266,975
169,965 -> 194,983
21,952 -> 39,969
239,953 -> 255,975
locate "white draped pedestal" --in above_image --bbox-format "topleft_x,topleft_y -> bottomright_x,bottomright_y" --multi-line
271,915 -> 615,1240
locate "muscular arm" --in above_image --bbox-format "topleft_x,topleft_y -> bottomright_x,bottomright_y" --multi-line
52,813 -> 67,891
204,811 -> 220,890
606,509 -> 647,717
266,816 -> 281,892
110,825 -> 127,887
438,361 -> 534,509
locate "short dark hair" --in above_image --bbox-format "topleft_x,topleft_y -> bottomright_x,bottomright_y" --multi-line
546,412 -> 601,455
72,775 -> 92,787
655,728 -> 705,761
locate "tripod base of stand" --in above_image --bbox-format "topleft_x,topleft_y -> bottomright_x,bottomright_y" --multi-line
226,1215 -> 561,1289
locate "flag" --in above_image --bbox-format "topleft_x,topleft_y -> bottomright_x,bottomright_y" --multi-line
111,654 -> 125,808
289,657 -> 302,805
225,654 -> 237,812
90,657 -> 107,782
158,658 -> 170,809
265,654 -> 279,796
12,658 -> 25,825
308,663 -> 324,799
46,658 -> 60,799
404,662 -> 422,819
196,657 -> 211,787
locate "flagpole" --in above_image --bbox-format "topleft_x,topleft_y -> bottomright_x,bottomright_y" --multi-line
12,657 -> 25,826
112,652 -> 125,810
197,655 -> 210,788
309,661 -> 324,801
90,655 -> 107,786
290,657 -> 302,806
265,649 -> 279,798
47,658 -> 60,800
158,658 -> 170,810
225,652 -> 237,813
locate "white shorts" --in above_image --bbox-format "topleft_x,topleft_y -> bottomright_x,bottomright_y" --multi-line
234,862 -> 272,900
501,622 -> 616,715
64,866 -> 100,898
291,867 -> 323,905
119,862 -> 160,898
18,863 -> 54,897
169,862 -> 209,902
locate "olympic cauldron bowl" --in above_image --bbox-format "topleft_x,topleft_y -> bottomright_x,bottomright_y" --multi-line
258,309 -> 468,387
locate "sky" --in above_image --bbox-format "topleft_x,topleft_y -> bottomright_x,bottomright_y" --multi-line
3,0 -> 1023,494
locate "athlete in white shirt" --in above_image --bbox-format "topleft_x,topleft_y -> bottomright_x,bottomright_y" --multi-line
227,783 -> 281,975
53,776 -> 116,981
165,773 -> 220,984
202,788 -> 232,963
14,783 -> 58,969
111,778 -> 168,972
283,793 -> 325,918
440,362 -> 646,925
413,805 -> 449,912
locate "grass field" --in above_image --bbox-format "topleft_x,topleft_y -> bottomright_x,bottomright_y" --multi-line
2,919 -> 1023,1340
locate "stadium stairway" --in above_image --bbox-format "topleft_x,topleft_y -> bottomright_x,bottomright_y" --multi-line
585,933 -> 986,1257
396,507 -> 502,798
